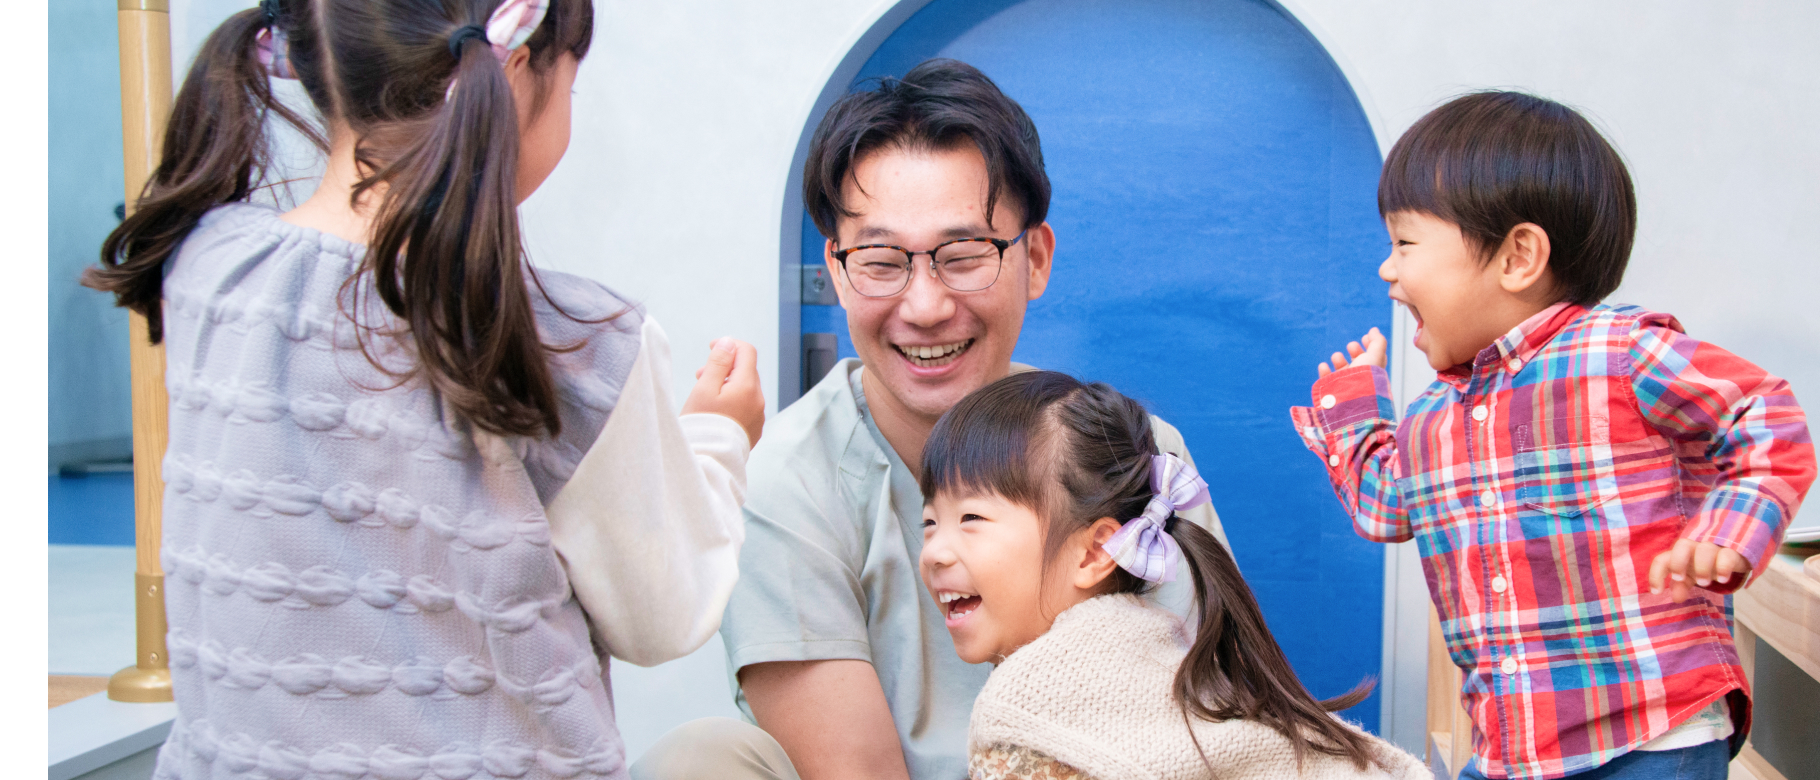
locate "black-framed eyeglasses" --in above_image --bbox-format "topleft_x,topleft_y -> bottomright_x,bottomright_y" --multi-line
832,230 -> 1028,298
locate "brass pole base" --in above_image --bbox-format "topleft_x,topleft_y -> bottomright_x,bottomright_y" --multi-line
107,665 -> 172,703
108,573 -> 173,703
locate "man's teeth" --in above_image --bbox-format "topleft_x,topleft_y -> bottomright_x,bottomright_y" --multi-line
906,342 -> 965,359
899,340 -> 972,367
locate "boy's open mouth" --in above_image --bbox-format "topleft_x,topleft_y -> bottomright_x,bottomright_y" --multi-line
895,339 -> 974,368
1393,298 -> 1421,324
1396,299 -> 1425,342
937,590 -> 982,619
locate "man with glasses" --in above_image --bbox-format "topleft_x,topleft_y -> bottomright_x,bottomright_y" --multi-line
631,59 -> 1229,780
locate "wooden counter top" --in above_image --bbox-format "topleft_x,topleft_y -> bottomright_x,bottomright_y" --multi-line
1735,550 -> 1820,682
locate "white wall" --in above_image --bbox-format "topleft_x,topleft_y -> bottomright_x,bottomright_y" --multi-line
144,0 -> 1820,762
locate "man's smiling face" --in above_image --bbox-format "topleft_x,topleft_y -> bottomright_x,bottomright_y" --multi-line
826,143 -> 1053,427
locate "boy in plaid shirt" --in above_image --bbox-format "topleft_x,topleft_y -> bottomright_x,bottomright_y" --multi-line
1291,92 -> 1814,780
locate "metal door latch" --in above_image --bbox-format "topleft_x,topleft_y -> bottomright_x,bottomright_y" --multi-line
801,264 -> 839,306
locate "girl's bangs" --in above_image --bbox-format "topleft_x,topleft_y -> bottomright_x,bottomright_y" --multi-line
919,372 -> 1081,511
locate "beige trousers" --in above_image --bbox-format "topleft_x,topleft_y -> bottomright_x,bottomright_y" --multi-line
628,717 -> 803,780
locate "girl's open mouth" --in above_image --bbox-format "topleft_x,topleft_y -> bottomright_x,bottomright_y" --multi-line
937,590 -> 982,624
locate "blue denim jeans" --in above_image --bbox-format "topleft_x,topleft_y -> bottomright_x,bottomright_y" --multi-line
1458,741 -> 1729,780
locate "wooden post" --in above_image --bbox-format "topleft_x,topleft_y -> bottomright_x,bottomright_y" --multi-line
107,0 -> 174,704
1425,605 -> 1472,775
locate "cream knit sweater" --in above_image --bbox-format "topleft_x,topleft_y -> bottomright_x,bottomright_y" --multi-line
969,594 -> 1432,780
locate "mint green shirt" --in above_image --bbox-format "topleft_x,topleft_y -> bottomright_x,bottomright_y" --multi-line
721,360 -> 1229,780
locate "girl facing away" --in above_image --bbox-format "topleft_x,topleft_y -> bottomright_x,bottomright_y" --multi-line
85,1 -> 763,778
918,372 -> 1429,780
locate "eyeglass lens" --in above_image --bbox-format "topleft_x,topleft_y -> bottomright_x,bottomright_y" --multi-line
843,239 -> 1004,297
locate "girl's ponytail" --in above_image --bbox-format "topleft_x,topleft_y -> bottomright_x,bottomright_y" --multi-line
1170,519 -> 1379,771
351,13 -> 559,437
86,4 -> 323,342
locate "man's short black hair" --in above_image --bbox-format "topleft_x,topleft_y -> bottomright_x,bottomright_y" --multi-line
1379,91 -> 1636,305
804,58 -> 1050,239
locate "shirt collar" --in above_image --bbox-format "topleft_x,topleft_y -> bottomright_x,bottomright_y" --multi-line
1436,302 -> 1585,390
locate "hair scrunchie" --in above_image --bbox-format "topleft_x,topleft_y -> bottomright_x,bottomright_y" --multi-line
1102,453 -> 1211,583
448,24 -> 489,58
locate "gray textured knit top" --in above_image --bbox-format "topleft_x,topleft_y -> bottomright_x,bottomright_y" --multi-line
153,204 -> 645,780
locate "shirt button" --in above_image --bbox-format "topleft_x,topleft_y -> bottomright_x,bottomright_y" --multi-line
1479,489 -> 1497,508
1507,357 -> 1523,372
1320,394 -> 1337,410
1473,405 -> 1488,422
1501,657 -> 1518,675
1492,575 -> 1508,593
1328,454 -> 1341,467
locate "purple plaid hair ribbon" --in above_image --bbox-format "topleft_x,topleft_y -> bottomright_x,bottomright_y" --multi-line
1101,453 -> 1210,582
255,1 -> 297,81
255,27 -> 296,79
481,0 -> 549,63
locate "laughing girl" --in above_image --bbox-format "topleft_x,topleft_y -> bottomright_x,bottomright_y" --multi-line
919,371 -> 1427,780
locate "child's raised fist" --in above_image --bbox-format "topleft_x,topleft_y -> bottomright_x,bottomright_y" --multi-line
1317,327 -> 1387,378
683,338 -> 765,447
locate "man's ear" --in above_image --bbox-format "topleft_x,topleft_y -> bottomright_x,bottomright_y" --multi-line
1024,222 -> 1056,302
1495,223 -> 1554,297
1071,517 -> 1124,590
824,238 -> 852,308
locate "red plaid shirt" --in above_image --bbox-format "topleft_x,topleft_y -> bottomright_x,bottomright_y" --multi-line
1291,303 -> 1814,779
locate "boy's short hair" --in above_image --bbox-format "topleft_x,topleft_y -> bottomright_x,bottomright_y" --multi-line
803,58 -> 1050,239
1379,91 -> 1636,305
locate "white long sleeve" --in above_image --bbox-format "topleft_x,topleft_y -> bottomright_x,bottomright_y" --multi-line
545,316 -> 750,667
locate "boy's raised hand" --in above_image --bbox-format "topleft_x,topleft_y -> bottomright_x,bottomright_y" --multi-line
683,337 -> 766,448
1648,539 -> 1751,601
1317,327 -> 1388,377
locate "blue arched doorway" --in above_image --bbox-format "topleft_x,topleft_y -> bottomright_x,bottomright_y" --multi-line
790,0 -> 1391,730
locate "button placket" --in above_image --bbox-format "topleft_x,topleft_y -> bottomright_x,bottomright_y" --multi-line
1463,380 -> 1519,752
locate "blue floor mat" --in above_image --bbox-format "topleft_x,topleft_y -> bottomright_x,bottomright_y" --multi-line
49,473 -> 135,546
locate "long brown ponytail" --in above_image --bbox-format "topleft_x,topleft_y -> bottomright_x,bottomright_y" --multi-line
922,371 -> 1381,772
1170,519 -> 1377,771
86,4 -> 324,343
84,0 -> 596,438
